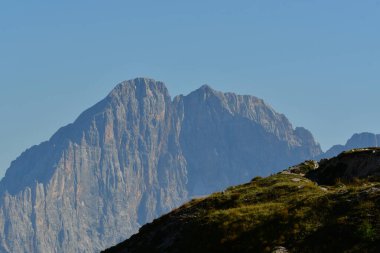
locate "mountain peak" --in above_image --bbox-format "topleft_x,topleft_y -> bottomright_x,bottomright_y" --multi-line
194,84 -> 218,95
122,77 -> 158,85
108,77 -> 169,100
346,132 -> 380,147
199,84 -> 213,90
0,78 -> 322,253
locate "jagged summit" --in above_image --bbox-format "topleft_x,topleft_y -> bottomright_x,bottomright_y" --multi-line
108,78 -> 169,99
187,84 -> 221,100
197,84 -> 215,92
199,84 -> 212,90
115,77 -> 162,88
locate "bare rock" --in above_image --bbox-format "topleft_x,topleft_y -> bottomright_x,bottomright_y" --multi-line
0,78 -> 321,252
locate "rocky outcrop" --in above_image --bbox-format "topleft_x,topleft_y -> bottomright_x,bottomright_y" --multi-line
0,79 -> 188,253
307,148 -> 380,185
0,78 -> 321,252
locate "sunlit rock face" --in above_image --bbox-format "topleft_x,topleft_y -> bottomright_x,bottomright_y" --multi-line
176,85 -> 321,196
0,78 -> 321,253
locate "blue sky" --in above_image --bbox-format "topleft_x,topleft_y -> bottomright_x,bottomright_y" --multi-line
0,1 -> 379,177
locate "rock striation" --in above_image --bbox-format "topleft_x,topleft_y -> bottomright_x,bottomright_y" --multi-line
175,85 -> 321,195
0,78 -> 321,253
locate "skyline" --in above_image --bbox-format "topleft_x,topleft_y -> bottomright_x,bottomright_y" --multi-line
1,0 -> 379,176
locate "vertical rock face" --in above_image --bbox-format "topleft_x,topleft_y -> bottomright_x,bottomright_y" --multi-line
176,85 -> 321,195
0,78 -> 321,253
0,79 -> 188,253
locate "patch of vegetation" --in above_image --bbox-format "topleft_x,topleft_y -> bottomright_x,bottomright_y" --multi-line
342,148 -> 380,155
104,150 -> 380,253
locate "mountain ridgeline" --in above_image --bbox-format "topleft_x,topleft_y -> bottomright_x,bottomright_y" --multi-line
319,133 -> 380,159
0,78 -> 322,253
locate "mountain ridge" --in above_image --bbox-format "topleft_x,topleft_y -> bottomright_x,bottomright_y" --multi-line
318,132 -> 380,160
0,78 -> 321,252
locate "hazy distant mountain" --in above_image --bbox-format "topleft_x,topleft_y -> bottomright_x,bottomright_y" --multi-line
0,78 -> 321,253
317,132 -> 380,160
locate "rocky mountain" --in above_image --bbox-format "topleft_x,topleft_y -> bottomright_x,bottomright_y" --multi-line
318,132 -> 380,159
103,148 -> 380,253
0,78 -> 321,253
175,85 -> 321,195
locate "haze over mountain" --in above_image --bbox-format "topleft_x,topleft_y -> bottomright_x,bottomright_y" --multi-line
0,78 -> 321,253
318,133 -> 380,159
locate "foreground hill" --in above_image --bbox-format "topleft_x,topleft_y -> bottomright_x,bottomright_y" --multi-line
104,148 -> 380,253
0,78 -> 321,253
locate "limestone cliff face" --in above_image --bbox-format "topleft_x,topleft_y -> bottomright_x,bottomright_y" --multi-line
0,79 -> 188,253
0,78 -> 321,253
175,85 -> 321,195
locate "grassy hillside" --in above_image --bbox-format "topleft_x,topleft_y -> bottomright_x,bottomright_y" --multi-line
104,149 -> 380,253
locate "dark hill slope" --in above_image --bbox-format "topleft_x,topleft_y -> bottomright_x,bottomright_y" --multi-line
104,148 -> 380,253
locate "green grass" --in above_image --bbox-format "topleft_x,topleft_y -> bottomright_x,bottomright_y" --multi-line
164,173 -> 380,252
104,152 -> 380,253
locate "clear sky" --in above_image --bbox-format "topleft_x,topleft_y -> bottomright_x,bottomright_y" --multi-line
0,1 -> 379,177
